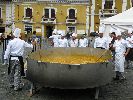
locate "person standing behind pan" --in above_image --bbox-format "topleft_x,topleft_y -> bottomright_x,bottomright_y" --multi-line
94,27 -> 109,49
113,30 -> 131,80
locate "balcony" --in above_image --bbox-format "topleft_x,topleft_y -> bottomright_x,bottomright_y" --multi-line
41,16 -> 56,24
99,9 -> 117,19
13,0 -> 37,2
37,0 -> 89,4
22,16 -> 34,24
66,16 -> 77,24
0,18 -> 3,24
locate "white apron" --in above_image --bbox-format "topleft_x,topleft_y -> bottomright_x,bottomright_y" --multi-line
115,53 -> 125,72
114,39 -> 131,72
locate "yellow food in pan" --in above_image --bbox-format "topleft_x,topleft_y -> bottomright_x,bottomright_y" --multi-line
38,55 -> 108,64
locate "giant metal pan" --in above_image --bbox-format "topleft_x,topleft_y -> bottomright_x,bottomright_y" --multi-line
26,47 -> 113,89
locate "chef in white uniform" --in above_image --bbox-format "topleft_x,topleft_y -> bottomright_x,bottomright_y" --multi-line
79,35 -> 88,47
4,28 -> 33,91
69,33 -> 78,47
113,30 -> 131,80
94,27 -> 109,49
49,29 -> 60,47
58,31 -> 69,47
125,29 -> 133,68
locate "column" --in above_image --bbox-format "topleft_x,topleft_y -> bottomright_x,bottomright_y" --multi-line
122,0 -> 127,11
90,0 -> 95,32
86,6 -> 89,35
42,24 -> 44,38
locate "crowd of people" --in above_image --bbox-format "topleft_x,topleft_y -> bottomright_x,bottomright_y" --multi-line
48,28 -> 133,81
0,27 -> 133,91
94,28 -> 133,81
48,29 -> 89,47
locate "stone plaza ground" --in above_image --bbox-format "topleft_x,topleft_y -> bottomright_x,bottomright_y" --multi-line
0,45 -> 133,100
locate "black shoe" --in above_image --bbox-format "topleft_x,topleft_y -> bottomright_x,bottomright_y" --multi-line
9,85 -> 14,88
113,77 -> 119,80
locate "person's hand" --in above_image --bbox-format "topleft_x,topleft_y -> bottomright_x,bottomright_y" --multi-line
32,41 -> 36,45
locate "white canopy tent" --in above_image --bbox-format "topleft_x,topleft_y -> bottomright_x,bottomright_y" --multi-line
100,7 -> 133,37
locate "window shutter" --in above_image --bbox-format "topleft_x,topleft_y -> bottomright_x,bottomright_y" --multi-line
69,9 -> 75,19
45,9 -> 49,18
26,8 -> 32,17
51,9 -> 55,18
104,0 -> 113,9
0,8 -> 1,18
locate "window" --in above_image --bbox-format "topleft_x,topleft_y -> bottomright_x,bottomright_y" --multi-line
104,0 -> 113,9
25,25 -> 33,34
69,9 -> 75,19
132,0 -> 133,7
45,9 -> 49,18
67,26 -> 76,33
0,8 -> 1,18
51,9 -> 55,18
44,8 -> 55,18
25,8 -> 32,18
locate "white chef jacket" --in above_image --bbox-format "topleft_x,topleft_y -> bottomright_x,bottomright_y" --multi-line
79,38 -> 88,47
4,38 -> 33,60
49,35 -> 61,47
94,37 -> 109,49
58,38 -> 69,47
69,39 -> 79,47
126,35 -> 133,48
113,39 -> 131,54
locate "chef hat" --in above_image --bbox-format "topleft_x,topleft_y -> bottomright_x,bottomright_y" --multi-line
0,33 -> 2,36
13,28 -> 21,38
99,26 -> 105,33
128,28 -> 133,33
61,33 -> 66,36
57,30 -> 62,35
58,30 -> 65,36
72,33 -> 77,37
116,29 -> 121,36
52,29 -> 57,34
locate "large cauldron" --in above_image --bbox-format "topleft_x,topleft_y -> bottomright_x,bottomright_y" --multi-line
26,48 -> 113,89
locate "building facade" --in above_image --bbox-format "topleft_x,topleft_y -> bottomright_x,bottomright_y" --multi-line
89,0 -> 133,33
11,0 -> 89,38
1,0 -> 133,37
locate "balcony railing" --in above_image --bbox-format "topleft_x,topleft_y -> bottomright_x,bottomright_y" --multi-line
22,16 -> 34,24
66,16 -> 77,24
37,0 -> 89,4
0,18 -> 3,24
41,17 -> 56,24
99,9 -> 117,18
13,0 -> 37,2
12,0 -> 89,4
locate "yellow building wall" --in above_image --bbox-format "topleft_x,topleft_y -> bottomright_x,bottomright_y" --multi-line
115,0 -> 122,13
127,0 -> 131,9
14,3 -> 87,37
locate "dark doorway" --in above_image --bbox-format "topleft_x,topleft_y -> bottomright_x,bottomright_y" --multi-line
25,25 -> 32,38
0,27 -> 5,33
46,26 -> 53,38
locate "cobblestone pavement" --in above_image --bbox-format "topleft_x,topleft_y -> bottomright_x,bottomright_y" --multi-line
0,45 -> 133,100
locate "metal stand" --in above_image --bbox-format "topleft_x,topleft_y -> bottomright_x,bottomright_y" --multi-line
95,87 -> 99,100
29,82 -> 36,97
